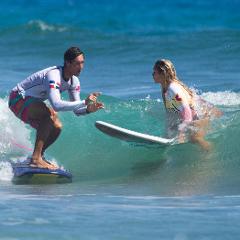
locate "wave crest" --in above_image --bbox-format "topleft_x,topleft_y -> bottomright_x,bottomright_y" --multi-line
27,20 -> 67,32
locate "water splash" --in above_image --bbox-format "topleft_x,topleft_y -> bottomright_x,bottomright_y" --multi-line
0,161 -> 13,181
201,91 -> 240,106
0,97 -> 32,160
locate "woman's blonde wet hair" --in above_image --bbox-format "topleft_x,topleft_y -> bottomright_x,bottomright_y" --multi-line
154,59 -> 194,98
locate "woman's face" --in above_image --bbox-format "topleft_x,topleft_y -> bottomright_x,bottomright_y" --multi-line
152,66 -> 165,84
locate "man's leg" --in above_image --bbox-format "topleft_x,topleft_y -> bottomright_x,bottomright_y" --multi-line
41,109 -> 62,157
27,102 -> 62,169
41,128 -> 62,157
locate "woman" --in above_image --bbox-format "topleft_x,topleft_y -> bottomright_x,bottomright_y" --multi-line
152,59 -> 222,151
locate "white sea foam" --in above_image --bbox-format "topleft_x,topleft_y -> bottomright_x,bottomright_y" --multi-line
27,20 -> 67,32
0,98 -> 32,157
0,161 -> 13,181
201,91 -> 240,106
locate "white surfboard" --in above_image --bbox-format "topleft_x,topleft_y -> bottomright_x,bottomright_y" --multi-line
95,121 -> 176,146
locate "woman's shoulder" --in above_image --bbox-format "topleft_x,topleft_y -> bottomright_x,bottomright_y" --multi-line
168,82 -> 184,94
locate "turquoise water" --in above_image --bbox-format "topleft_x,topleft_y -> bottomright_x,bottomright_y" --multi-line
0,0 -> 240,239
0,183 -> 240,240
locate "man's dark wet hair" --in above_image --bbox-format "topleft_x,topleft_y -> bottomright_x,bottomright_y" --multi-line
64,47 -> 84,63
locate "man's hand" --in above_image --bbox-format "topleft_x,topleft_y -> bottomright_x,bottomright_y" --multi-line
85,92 -> 102,105
87,102 -> 104,113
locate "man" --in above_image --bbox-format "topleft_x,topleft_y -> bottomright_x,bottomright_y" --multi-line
8,47 -> 104,169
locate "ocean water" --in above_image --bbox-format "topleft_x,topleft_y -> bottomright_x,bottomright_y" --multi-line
0,0 -> 240,239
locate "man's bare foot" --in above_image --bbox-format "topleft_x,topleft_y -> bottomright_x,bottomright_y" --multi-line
30,158 -> 58,170
42,156 -> 58,169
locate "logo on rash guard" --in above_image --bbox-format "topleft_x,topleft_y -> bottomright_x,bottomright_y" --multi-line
49,81 -> 61,89
175,94 -> 182,102
75,86 -> 80,92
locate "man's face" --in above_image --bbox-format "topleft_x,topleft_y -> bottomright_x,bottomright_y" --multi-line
67,54 -> 85,76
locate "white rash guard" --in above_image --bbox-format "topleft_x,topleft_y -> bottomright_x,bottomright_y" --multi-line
163,82 -> 215,138
164,82 -> 198,137
12,66 -> 87,115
